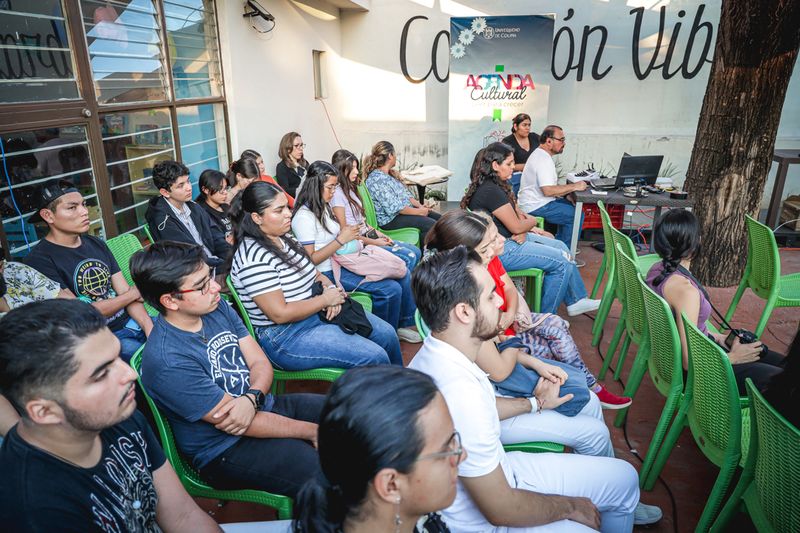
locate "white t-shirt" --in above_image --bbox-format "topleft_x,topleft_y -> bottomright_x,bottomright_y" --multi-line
409,335 -> 517,532
230,237 -> 317,327
330,186 -> 365,227
519,147 -> 557,213
291,206 -> 340,272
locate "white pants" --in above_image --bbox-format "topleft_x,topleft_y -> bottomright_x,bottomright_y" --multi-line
497,452 -> 638,533
499,392 -> 613,457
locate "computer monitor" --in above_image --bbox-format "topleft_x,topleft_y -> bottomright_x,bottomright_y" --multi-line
615,154 -> 663,187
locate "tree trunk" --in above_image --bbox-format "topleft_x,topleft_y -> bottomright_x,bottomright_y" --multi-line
683,0 -> 800,286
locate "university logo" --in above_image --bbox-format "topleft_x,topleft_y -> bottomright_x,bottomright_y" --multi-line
483,26 -> 494,39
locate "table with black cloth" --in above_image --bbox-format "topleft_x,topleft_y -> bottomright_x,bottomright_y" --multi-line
569,188 -> 694,256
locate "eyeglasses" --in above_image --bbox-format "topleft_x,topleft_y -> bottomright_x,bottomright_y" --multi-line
172,268 -> 216,295
553,137 -> 566,143
293,143 -> 306,149
416,431 -> 463,463
323,184 -> 337,191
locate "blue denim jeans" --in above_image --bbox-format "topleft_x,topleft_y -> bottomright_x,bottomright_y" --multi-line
498,233 -> 588,314
255,311 -> 402,370
529,197 -> 584,248
114,321 -> 147,364
493,337 -> 590,416
323,269 -> 416,330
382,242 -> 421,271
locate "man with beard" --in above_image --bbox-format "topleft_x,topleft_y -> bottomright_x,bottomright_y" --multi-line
408,247 -> 648,532
0,299 -> 220,532
518,125 -> 585,250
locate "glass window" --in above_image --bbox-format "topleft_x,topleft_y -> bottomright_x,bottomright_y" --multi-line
100,109 -> 175,236
0,127 -> 104,257
177,103 -> 227,194
164,0 -> 222,99
0,1 -> 80,103
79,0 -> 169,104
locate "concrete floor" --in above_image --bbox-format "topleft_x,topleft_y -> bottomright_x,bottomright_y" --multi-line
197,244 -> 800,532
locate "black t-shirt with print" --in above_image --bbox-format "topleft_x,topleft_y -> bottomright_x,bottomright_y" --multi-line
24,235 -> 129,330
467,181 -> 514,238
199,201 -> 233,239
0,411 -> 166,532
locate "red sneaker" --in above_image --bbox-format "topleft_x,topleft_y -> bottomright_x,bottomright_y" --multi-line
595,385 -> 632,410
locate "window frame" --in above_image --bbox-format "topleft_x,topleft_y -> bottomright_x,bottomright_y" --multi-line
0,0 -> 231,254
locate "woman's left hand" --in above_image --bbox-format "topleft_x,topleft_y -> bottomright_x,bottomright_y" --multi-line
498,310 -> 515,331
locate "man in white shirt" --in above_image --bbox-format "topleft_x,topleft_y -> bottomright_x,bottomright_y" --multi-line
518,126 -> 586,248
409,246 -> 660,532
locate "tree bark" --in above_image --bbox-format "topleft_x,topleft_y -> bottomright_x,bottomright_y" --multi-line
683,0 -> 800,286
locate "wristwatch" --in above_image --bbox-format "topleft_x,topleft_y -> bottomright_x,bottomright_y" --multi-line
245,388 -> 265,409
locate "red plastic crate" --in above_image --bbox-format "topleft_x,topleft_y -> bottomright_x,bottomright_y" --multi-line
581,204 -> 624,230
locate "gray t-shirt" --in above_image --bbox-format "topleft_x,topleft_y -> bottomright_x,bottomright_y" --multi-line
141,302 -> 275,468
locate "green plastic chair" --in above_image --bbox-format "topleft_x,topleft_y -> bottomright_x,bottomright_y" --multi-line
413,310 -> 565,455
711,378 -> 800,533
597,225 -> 651,381
645,314 -> 749,532
724,214 -> 800,338
130,347 -> 293,519
609,244 -> 651,428
105,233 -> 159,316
591,201 -> 659,348
356,183 -> 421,246
143,224 -> 154,243
506,268 -> 544,313
225,276 -> 346,394
637,276 -> 685,490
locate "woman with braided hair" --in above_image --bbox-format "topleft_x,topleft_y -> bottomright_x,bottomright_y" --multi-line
462,143 -> 600,316
645,209 -> 784,393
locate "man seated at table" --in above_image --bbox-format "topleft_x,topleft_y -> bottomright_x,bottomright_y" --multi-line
518,126 -> 586,251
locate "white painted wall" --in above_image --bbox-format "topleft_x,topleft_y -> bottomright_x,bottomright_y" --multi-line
218,0 -> 800,209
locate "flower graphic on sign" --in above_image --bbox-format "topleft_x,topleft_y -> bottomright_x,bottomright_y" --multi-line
458,29 -> 475,45
450,42 -> 466,58
471,17 -> 487,34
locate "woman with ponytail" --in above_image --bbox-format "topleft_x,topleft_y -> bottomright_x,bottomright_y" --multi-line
646,209 -> 784,393
292,161 -> 421,345
462,143 -> 600,317
294,366 -> 460,533
364,141 -> 441,241
228,181 -> 402,370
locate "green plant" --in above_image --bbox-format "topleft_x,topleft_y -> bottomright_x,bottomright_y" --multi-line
425,188 -> 446,201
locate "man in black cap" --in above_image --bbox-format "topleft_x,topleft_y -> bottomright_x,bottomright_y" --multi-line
24,179 -> 152,363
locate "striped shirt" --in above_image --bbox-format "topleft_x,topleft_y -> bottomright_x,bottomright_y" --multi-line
230,237 -> 317,327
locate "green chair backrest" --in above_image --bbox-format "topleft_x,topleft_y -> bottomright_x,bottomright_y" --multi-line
743,378 -> 800,532
106,233 -> 144,287
415,309 -> 430,339
682,313 -> 743,467
143,224 -> 154,244
615,243 -> 648,343
743,215 -> 781,300
106,233 -> 158,316
640,276 -> 683,397
226,275 -> 256,338
357,183 -> 380,229
598,201 -> 616,267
